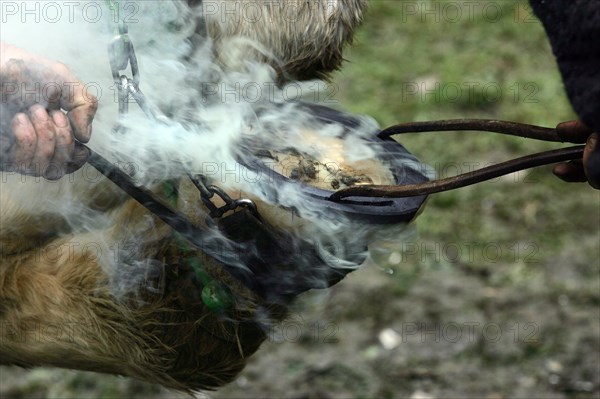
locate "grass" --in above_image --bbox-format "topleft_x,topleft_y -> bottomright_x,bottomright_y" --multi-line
332,0 -> 599,269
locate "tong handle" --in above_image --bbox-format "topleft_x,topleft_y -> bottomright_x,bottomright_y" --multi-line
330,119 -> 593,200
378,119 -> 592,144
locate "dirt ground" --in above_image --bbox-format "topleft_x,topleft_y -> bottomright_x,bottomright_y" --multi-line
2,234 -> 598,399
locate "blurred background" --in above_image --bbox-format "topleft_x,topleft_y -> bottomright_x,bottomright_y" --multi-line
1,1 -> 598,398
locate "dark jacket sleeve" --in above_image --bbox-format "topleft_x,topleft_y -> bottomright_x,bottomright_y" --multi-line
529,0 -> 600,133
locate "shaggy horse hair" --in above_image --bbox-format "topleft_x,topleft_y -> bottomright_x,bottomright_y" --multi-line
0,0 -> 369,392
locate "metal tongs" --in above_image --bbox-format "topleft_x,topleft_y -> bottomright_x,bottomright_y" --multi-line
85,1 -> 590,301
330,119 -> 590,200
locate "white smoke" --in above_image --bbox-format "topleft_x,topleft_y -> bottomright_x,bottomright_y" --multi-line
1,0 -> 426,297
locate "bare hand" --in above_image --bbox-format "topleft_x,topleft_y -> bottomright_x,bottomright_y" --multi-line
553,121 -> 600,189
0,42 -> 97,179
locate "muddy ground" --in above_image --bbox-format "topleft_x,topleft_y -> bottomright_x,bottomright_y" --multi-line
2,234 -> 598,398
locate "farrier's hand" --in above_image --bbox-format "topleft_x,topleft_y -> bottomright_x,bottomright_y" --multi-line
0,41 -> 97,179
553,121 -> 600,189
